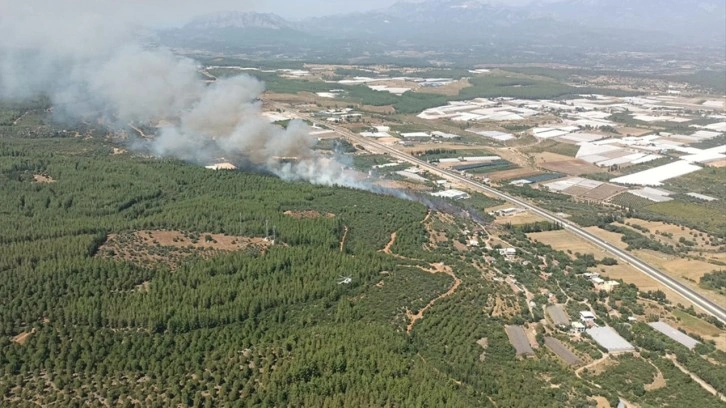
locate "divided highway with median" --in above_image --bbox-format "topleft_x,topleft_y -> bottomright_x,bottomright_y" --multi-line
315,118 -> 726,324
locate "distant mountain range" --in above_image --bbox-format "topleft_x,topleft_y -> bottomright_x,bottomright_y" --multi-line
158,0 -> 726,65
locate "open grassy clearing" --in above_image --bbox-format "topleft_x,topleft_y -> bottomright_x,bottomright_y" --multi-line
98,230 -> 272,269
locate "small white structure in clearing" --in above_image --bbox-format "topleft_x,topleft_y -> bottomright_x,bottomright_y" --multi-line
586,327 -> 635,353
430,189 -> 470,200
498,248 -> 517,256
687,192 -> 717,201
571,322 -> 586,334
648,321 -> 700,350
579,311 -> 596,323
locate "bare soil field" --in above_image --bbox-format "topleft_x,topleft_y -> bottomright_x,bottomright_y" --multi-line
360,105 -> 396,114
583,226 -> 629,251
487,168 -> 543,182
12,329 -> 35,345
632,249 -> 726,306
414,79 -> 471,96
581,184 -> 627,201
283,210 -> 335,219
32,174 -> 55,183
669,310 -> 726,351
376,137 -> 401,144
528,230 -> 697,306
493,212 -> 546,226
98,230 -> 272,268
562,186 -> 593,196
112,147 -> 126,155
706,159 -> 726,168
534,152 -> 601,175
622,219 -> 715,250
618,127 -> 653,137
527,230 -> 608,260
594,263 -> 691,307
590,396 -> 611,408
373,179 -> 432,191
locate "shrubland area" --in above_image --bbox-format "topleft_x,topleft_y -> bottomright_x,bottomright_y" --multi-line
1,77 -> 725,408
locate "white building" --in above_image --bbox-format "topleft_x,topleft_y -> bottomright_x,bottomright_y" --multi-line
430,189 -> 470,200
580,311 -> 596,323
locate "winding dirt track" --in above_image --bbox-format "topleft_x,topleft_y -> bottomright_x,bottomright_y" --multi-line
666,354 -> 726,402
406,263 -> 462,334
381,232 -> 397,254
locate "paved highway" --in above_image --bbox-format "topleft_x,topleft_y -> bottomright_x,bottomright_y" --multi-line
316,118 -> 726,324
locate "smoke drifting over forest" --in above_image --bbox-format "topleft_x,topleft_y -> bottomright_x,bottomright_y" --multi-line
0,9 -> 355,188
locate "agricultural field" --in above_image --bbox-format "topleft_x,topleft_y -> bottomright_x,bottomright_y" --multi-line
1,60 -> 724,407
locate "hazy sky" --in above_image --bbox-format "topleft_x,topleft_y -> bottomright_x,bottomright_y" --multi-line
0,0 -> 536,27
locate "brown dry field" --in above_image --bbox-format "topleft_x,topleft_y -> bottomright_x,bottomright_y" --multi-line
360,105 -> 396,114
32,174 -> 55,183
591,261 -> 691,307
591,396 -> 611,408
617,127 -> 653,137
493,212 -> 547,226
534,152 -> 601,175
283,210 -> 335,219
413,79 -> 472,96
375,137 -> 401,144
632,249 -> 726,306
528,230 -> 696,307
622,219 -> 715,250
99,230 -> 272,268
581,184 -> 627,201
527,230 -> 608,260
584,224 -> 724,305
487,168 -> 543,182
594,263 -> 691,307
374,179 -> 432,191
12,329 -> 35,345
706,159 -> 726,168
583,226 -> 629,250
562,185 -> 593,196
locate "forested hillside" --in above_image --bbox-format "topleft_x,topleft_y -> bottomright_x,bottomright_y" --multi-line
1,129 -> 724,407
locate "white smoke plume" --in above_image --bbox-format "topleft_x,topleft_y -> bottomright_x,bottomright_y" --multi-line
0,6 -> 359,188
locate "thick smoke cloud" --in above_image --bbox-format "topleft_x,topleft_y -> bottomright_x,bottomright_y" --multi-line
0,7 -> 357,187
